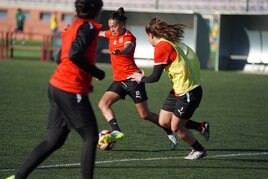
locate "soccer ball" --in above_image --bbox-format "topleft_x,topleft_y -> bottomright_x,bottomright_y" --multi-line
97,130 -> 115,150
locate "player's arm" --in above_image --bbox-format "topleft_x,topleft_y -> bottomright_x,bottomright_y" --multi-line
130,42 -> 172,82
98,30 -> 105,37
130,64 -> 165,83
69,22 -> 105,80
112,42 -> 134,55
141,64 -> 165,83
141,42 -> 175,82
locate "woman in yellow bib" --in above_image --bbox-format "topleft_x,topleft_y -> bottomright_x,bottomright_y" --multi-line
130,18 -> 209,160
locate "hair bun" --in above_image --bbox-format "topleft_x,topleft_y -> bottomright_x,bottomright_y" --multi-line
118,7 -> 125,15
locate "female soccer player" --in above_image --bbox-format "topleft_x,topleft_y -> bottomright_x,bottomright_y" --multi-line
98,7 -> 178,150
6,0 -> 105,178
130,17 -> 209,160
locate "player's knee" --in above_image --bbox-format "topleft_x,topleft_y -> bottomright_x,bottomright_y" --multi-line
171,125 -> 180,134
159,120 -> 170,128
98,101 -> 106,111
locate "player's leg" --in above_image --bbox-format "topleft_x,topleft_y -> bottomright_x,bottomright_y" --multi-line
75,101 -> 99,179
172,86 -> 207,159
186,120 -> 210,141
130,82 -> 177,150
158,109 -> 178,150
135,100 -> 159,125
13,84 -> 70,178
77,126 -> 99,179
127,81 -> 157,123
183,86 -> 210,141
135,101 -> 177,149
159,109 -> 173,129
171,116 -> 207,160
98,91 -> 121,128
98,82 -> 126,141
15,127 -> 70,179
56,86 -> 99,179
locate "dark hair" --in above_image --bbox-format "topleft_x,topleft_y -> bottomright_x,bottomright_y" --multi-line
110,7 -> 127,25
75,0 -> 103,19
145,17 -> 184,43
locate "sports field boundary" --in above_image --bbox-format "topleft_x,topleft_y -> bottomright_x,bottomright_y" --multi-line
1,152 -> 267,172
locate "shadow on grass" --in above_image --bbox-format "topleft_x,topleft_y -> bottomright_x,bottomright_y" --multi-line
105,148 -> 268,153
95,165 -> 268,170
207,148 -> 268,152
34,163 -> 268,171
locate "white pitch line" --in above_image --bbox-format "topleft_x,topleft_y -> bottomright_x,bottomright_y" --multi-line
1,152 -> 268,172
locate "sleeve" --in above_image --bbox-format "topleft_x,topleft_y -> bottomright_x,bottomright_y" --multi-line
103,30 -> 112,38
124,34 -> 135,44
141,64 -> 165,83
69,22 -> 105,80
154,42 -> 175,65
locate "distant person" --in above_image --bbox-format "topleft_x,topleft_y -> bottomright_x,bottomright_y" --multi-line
15,8 -> 25,32
50,12 -> 58,34
13,8 -> 26,45
50,12 -> 60,61
130,17 -> 209,160
6,0 -> 104,179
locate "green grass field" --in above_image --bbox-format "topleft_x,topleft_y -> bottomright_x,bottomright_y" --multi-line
0,60 -> 268,179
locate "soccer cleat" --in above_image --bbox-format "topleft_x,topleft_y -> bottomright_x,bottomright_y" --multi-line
168,133 -> 178,150
102,130 -> 125,142
6,175 -> 15,179
184,149 -> 207,160
201,121 -> 210,141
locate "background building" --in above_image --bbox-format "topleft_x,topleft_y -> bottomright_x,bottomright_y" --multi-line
0,0 -> 268,72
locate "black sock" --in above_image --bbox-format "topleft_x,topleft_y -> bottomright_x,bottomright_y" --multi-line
161,126 -> 173,135
191,140 -> 205,151
108,118 -> 121,131
186,120 -> 202,132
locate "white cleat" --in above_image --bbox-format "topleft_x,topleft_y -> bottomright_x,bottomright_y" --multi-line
202,121 -> 210,141
184,149 -> 207,160
168,133 -> 178,150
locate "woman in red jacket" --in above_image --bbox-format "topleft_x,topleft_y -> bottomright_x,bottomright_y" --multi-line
7,0 -> 104,179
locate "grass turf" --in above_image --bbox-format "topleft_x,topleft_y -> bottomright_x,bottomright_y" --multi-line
0,60 -> 267,179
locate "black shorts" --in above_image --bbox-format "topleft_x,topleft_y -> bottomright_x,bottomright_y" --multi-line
107,80 -> 148,104
47,84 -> 98,129
162,86 -> 203,119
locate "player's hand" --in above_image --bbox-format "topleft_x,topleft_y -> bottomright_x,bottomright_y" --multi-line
129,71 -> 144,82
111,49 -> 120,55
96,70 -> 105,81
88,85 -> 94,93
